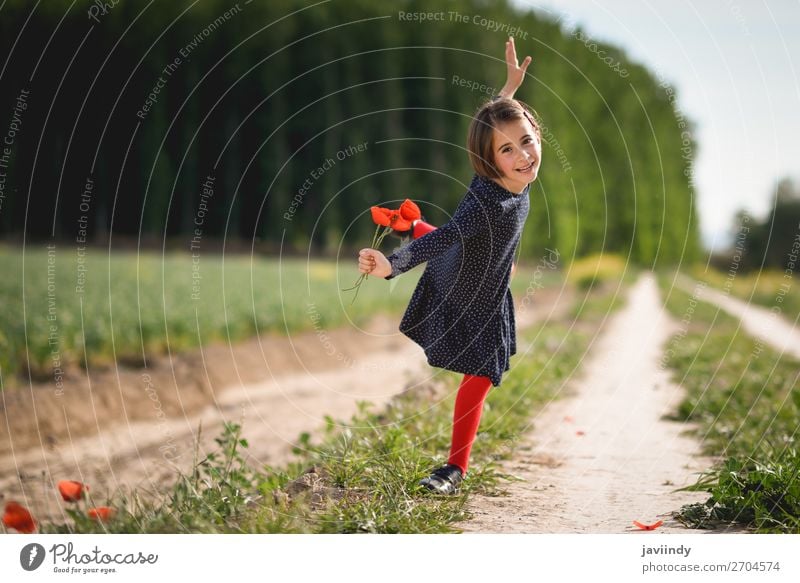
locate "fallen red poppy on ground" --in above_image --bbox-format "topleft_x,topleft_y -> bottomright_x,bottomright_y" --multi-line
633,520 -> 664,530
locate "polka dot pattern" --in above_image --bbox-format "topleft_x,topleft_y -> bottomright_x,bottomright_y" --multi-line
385,174 -> 530,387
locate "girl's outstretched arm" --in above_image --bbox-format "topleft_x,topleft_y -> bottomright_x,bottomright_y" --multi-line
498,37 -> 532,100
411,219 -> 516,279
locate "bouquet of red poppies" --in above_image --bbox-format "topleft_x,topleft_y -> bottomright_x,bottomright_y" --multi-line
342,198 -> 421,304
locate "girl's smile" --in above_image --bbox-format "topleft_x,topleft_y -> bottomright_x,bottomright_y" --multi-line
515,160 -> 536,174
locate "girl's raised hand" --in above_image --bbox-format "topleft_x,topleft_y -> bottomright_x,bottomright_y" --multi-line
358,248 -> 391,279
501,36 -> 532,98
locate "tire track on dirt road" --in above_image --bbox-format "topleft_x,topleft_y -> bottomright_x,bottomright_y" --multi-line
676,274 -> 800,360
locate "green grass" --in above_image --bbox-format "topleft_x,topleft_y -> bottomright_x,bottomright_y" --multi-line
33,273 -> 632,534
0,244 -> 568,388
0,245 -> 420,385
657,273 -> 800,533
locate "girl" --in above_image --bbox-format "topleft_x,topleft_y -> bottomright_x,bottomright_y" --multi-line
357,38 -> 541,495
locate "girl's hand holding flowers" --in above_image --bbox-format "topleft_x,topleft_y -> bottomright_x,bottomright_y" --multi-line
358,248 -> 391,278
343,198 -> 421,304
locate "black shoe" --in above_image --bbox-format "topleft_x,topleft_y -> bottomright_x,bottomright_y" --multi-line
419,464 -> 463,495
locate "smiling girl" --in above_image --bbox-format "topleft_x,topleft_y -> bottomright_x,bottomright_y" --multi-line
357,38 -> 541,495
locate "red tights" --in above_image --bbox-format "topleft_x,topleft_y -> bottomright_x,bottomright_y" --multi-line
447,373 -> 493,474
412,220 -> 492,474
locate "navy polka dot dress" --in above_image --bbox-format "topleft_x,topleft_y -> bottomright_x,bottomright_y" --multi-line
384,173 -> 530,387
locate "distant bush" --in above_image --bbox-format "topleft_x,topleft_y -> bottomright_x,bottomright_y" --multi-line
567,253 -> 628,290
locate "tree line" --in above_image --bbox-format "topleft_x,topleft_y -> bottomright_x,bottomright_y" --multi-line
0,0 -> 701,265
722,178 -> 800,272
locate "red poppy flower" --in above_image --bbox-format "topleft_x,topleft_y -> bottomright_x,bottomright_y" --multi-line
345,199 -> 420,305
3,501 -> 37,533
393,212 -> 413,231
370,205 -> 414,231
58,480 -> 88,502
633,520 -> 663,530
398,198 -> 421,222
88,507 -> 115,522
370,206 -> 394,227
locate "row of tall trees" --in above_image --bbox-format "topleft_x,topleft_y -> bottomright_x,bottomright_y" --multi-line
727,178 -> 800,271
0,0 -> 701,265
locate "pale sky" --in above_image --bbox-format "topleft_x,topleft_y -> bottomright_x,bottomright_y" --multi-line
516,0 -> 800,251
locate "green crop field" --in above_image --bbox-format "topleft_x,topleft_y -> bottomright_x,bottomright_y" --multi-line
0,245 -> 422,386
0,245 -> 564,387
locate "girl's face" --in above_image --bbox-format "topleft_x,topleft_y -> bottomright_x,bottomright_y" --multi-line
491,117 -> 542,194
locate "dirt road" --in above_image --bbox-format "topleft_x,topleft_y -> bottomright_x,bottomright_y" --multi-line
459,273 -> 725,533
677,274 -> 800,360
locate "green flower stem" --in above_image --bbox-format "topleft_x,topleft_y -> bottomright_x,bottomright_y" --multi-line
343,224 -> 393,305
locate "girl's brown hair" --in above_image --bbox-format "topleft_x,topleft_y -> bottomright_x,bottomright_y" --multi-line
467,98 -> 541,179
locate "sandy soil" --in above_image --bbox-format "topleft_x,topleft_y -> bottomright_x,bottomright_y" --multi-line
458,273 -> 733,533
0,285 -> 567,525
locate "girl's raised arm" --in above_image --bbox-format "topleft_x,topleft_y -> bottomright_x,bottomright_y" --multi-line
498,37 -> 532,100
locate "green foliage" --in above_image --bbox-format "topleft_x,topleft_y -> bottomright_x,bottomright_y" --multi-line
567,253 -> 629,291
677,452 -> 800,533
658,274 -> 800,533
0,0 -> 699,266
0,248 -> 418,385
724,178 -> 800,272
43,422 -> 270,533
